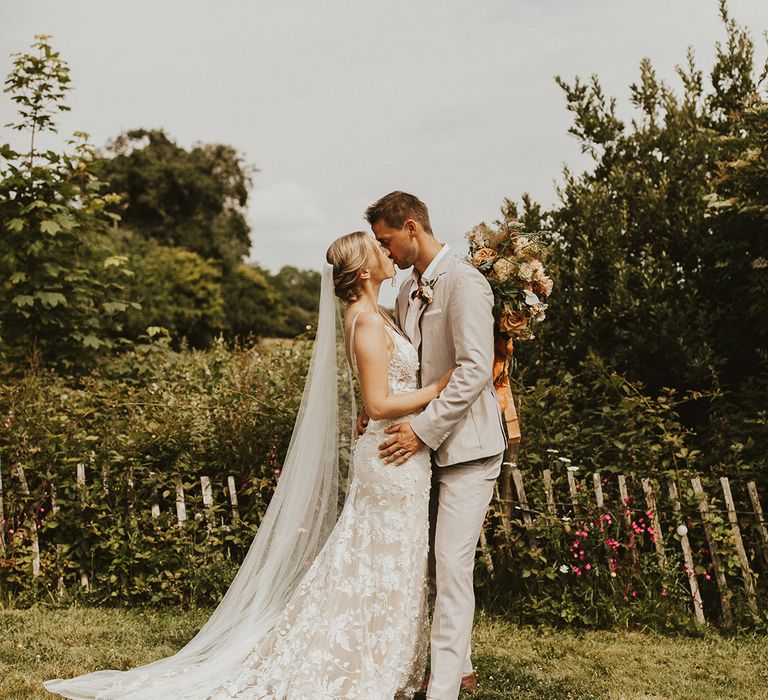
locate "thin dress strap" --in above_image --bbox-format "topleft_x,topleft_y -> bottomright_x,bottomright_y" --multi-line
347,312 -> 362,375
377,305 -> 408,341
347,309 -> 398,377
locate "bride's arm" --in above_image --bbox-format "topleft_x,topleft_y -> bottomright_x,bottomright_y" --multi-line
354,312 -> 450,421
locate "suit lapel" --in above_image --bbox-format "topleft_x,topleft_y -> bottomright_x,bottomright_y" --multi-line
413,252 -> 456,354
395,281 -> 409,333
412,297 -> 428,351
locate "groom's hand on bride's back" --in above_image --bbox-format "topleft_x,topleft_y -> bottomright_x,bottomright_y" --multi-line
355,410 -> 369,438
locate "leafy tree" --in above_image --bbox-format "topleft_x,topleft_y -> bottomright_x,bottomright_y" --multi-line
699,4 -> 768,387
221,263 -> 283,339
700,67 -> 768,471
0,36 -> 136,371
495,2 -> 768,474
119,234 -> 227,347
526,2 -> 767,401
544,56 -> 715,393
100,129 -> 255,266
268,266 -> 321,337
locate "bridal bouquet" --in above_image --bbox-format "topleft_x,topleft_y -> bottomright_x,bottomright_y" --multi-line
465,219 -> 553,444
465,221 -> 553,342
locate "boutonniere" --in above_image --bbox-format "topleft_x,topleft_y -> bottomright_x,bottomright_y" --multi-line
417,272 -> 445,304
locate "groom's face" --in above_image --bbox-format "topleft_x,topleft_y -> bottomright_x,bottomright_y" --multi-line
372,219 -> 417,270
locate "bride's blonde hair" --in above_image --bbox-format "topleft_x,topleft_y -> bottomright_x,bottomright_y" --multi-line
325,231 -> 372,303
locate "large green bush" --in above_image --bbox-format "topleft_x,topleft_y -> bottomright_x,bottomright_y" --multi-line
0,337 -> 311,607
509,2 -> 768,474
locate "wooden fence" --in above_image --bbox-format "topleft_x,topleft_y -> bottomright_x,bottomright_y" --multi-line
491,452 -> 768,627
2,454 -> 768,627
0,460 -> 251,593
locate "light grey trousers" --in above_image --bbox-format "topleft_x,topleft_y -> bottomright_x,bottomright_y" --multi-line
426,450 -> 503,700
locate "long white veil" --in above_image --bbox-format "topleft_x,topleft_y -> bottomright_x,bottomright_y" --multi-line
44,264 -> 355,699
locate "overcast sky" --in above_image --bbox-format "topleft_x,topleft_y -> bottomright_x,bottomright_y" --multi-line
2,1 -> 766,304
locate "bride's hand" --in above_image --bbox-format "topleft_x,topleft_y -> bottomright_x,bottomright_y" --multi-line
434,366 -> 456,396
355,410 -> 369,438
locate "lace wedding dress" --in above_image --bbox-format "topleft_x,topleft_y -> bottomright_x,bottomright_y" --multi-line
44,267 -> 431,700
206,319 -> 431,699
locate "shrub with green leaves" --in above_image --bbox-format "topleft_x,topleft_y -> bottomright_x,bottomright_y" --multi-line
0,36 -> 138,371
0,338 -> 311,607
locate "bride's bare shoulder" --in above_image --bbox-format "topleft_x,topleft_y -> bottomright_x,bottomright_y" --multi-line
347,310 -> 393,354
345,308 -> 382,339
349,309 -> 384,331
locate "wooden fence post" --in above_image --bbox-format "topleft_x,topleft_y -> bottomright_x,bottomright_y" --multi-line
201,476 -> 214,525
50,484 -> 65,596
478,526 -> 495,578
74,464 -> 89,590
691,476 -> 733,628
227,476 -> 240,524
174,475 -> 187,525
618,475 -> 638,564
0,458 -> 5,557
668,480 -> 706,626
15,464 -> 40,578
641,478 -> 667,569
511,467 -> 536,550
542,469 -> 556,516
720,477 -> 758,615
747,481 -> 768,572
593,471 -> 617,573
499,444 -> 518,534
593,471 -> 604,509
566,468 -> 580,515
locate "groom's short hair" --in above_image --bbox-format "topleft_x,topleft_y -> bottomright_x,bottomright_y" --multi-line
365,191 -> 433,235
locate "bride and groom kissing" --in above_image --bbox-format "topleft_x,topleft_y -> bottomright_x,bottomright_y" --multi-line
43,191 -> 508,700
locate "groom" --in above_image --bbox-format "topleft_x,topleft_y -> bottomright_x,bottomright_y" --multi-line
364,191 -> 506,700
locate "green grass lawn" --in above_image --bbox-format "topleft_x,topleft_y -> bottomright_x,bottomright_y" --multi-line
2,606 -> 767,700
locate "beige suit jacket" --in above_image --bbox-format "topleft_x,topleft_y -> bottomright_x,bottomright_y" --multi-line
395,253 -> 507,467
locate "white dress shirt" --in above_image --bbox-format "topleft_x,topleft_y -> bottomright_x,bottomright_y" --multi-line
405,243 -> 450,343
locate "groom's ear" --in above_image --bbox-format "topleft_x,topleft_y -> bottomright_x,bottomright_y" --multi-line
404,219 -> 417,237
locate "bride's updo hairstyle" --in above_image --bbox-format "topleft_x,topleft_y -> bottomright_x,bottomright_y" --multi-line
325,231 -> 372,304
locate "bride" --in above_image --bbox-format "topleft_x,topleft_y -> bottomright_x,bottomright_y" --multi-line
44,231 -> 453,699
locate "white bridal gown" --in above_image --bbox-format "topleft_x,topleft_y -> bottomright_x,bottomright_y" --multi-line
205,322 -> 431,699
44,270 -> 431,700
